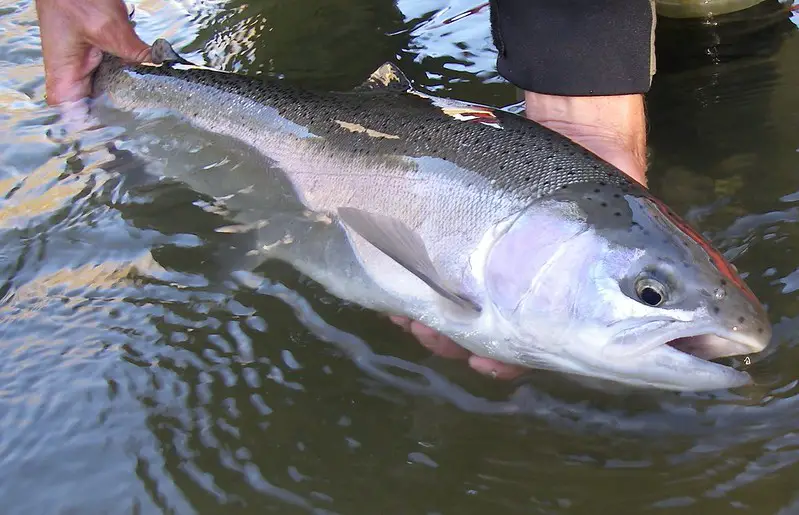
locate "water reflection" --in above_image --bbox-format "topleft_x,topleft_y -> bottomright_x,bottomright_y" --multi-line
186,0 -> 410,92
1,0 -> 799,513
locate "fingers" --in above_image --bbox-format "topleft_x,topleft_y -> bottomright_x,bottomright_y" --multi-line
390,316 -> 471,359
389,316 -> 528,380
36,0 -> 86,104
35,0 -> 151,105
98,28 -> 151,64
78,0 -> 151,63
467,356 -> 528,380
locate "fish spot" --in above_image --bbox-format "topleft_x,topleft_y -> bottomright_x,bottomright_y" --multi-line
614,193 -> 621,198
600,202 -> 607,207
614,212 -> 621,216
599,181 -> 606,186
738,316 -> 746,323
594,188 -> 600,193
758,327 -> 764,334
720,279 -> 728,286
713,306 -> 721,314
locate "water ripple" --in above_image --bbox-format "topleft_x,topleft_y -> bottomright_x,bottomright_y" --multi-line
0,1 -> 798,513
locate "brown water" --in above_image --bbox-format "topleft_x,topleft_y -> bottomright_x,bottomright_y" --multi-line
1,0 -> 798,513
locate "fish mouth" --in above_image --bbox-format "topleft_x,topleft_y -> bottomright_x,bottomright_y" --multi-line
665,332 -> 763,362
648,328 -> 769,390
602,324 -> 769,391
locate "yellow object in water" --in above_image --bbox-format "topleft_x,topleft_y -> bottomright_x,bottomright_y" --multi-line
655,0 -> 773,18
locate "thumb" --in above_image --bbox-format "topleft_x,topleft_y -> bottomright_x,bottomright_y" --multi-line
87,22 -> 151,64
79,1 -> 151,63
107,23 -> 151,63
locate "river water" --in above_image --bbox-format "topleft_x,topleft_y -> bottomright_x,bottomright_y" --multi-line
1,0 -> 798,513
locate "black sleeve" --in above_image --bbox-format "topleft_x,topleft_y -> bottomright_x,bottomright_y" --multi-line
489,0 -> 656,96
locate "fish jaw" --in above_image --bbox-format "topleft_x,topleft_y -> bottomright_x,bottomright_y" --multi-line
614,341 -> 754,391
667,331 -> 770,362
565,317 -> 769,391
475,324 -> 755,392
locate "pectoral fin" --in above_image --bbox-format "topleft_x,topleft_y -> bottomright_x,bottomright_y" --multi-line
337,207 -> 481,313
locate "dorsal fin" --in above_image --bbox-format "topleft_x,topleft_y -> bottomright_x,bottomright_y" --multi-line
354,62 -> 413,93
150,38 -> 195,67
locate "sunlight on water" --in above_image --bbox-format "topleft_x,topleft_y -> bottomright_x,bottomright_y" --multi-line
0,0 -> 798,513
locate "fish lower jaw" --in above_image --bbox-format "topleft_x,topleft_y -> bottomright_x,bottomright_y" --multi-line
575,327 -> 761,391
653,342 -> 754,391
638,330 -> 766,391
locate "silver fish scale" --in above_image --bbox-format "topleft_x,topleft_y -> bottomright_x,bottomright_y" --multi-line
94,56 -> 645,206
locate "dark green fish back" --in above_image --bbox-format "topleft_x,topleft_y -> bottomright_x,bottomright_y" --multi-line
94,55 -> 645,204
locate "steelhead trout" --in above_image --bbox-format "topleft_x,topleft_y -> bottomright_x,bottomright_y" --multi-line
90,39 -> 772,391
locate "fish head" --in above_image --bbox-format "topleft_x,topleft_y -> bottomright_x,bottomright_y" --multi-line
482,182 -> 772,391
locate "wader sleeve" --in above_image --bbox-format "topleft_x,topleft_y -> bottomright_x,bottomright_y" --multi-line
489,0 -> 657,96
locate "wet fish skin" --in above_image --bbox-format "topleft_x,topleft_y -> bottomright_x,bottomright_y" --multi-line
90,41 -> 772,391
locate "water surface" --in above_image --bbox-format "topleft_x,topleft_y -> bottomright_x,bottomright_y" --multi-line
1,0 -> 798,513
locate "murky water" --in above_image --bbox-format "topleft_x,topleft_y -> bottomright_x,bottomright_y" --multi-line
1,0 -> 798,513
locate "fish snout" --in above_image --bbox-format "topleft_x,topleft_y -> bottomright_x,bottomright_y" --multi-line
704,282 -> 772,354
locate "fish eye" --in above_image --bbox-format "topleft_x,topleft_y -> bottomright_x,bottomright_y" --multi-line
635,278 -> 667,307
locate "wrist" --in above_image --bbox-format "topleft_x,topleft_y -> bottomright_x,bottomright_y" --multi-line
523,91 -> 648,186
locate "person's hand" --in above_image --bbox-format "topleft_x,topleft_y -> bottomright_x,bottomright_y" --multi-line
390,315 -> 529,380
523,92 -> 648,187
394,92 -> 648,380
35,0 -> 151,105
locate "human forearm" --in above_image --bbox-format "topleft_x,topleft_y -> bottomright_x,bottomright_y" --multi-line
489,0 -> 655,185
524,91 -> 648,185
